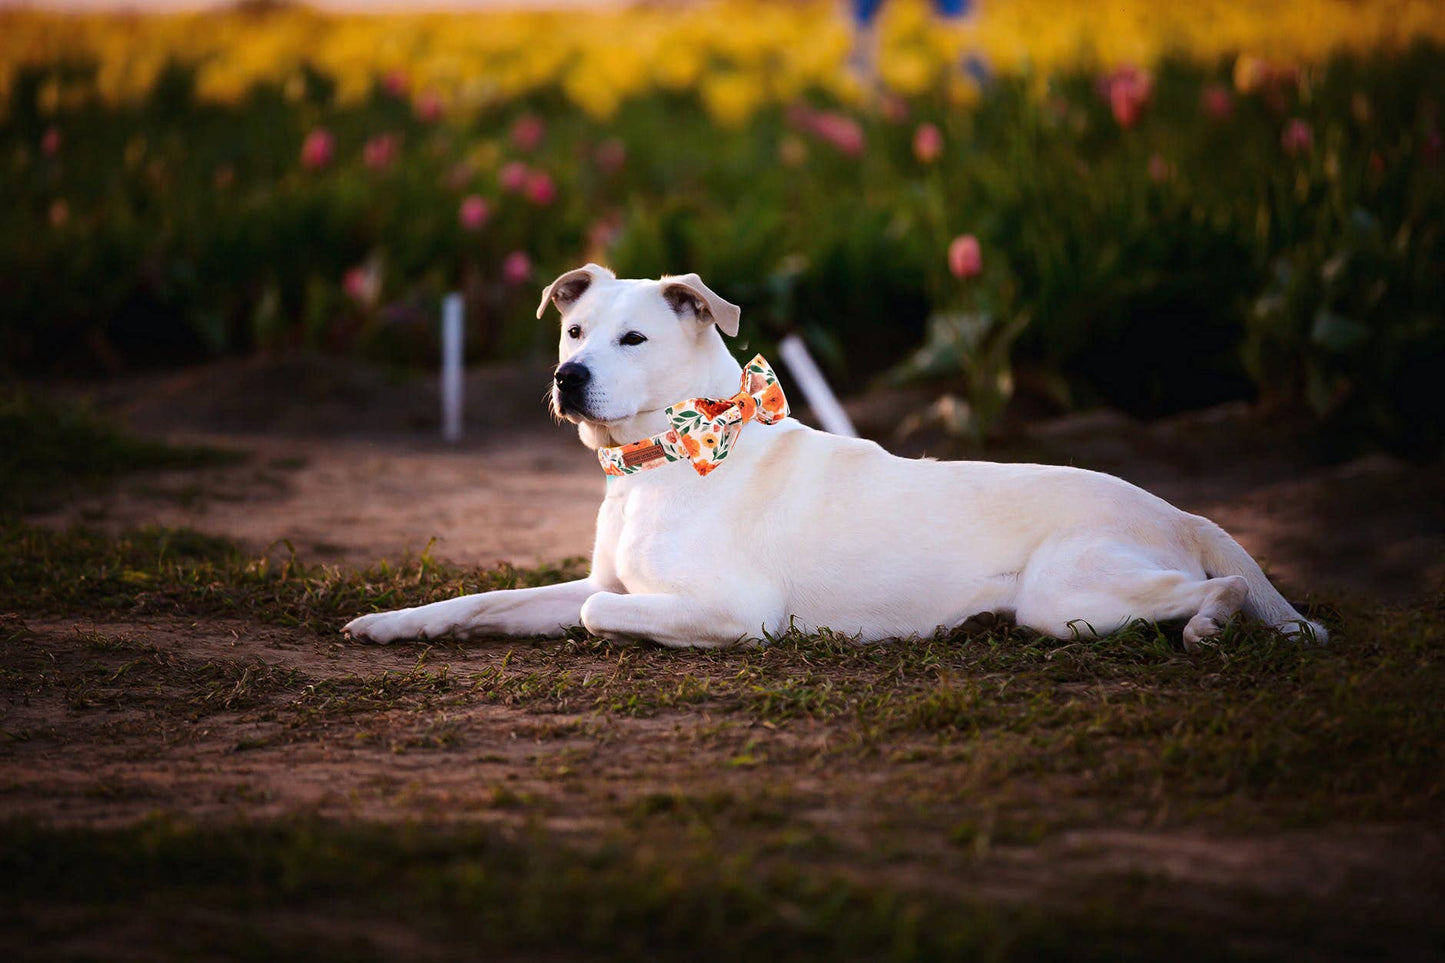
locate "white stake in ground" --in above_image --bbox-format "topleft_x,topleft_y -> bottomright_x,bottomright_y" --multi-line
441,291 -> 464,442
777,332 -> 857,437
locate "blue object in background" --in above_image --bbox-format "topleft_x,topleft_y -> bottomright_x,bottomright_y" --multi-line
963,52 -> 993,85
852,0 -> 974,25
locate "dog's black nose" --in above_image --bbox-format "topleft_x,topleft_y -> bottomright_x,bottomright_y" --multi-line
554,362 -> 591,393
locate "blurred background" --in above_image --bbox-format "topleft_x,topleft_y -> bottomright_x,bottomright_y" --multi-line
4,0 -> 1444,444
2,0 -> 1443,583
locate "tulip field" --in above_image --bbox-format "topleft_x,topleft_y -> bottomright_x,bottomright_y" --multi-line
2,0 -> 1443,453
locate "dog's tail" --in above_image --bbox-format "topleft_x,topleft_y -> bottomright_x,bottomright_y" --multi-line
1192,516 -> 1328,643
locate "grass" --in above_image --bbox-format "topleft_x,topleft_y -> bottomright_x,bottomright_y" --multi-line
0,817 -> 1248,963
3,520 -> 1441,827
2,519 -> 1442,959
0,521 -> 590,633
0,390 -> 239,516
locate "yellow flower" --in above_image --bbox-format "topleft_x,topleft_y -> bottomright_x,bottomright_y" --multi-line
1234,54 -> 1269,94
2,2 -> 1444,117
701,72 -> 764,128
946,74 -> 982,110
881,47 -> 935,96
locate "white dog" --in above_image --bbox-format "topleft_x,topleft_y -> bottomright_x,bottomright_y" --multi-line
344,264 -> 1324,650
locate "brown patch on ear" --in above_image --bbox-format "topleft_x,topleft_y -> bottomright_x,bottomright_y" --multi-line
660,273 -> 741,337
663,284 -> 707,320
535,263 -> 616,319
553,275 -> 592,308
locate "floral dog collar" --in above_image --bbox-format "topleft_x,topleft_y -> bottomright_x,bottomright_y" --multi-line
598,354 -> 789,477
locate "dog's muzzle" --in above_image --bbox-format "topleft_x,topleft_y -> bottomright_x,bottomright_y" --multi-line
554,361 -> 591,417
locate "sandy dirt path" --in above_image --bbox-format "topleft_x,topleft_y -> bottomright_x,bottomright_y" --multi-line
33,432 -> 603,570
34,357 -> 1445,602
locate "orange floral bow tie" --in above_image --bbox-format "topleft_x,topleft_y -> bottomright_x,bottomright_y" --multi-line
598,355 -> 789,477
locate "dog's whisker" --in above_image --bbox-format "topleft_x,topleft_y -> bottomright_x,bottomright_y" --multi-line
541,385 -> 564,423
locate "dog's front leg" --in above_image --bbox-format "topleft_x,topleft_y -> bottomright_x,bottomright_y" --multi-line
580,591 -> 773,649
344,578 -> 599,644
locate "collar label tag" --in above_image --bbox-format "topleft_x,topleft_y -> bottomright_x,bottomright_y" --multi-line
622,443 -> 666,467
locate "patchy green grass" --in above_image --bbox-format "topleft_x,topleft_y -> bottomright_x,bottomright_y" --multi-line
0,391 -> 239,517
3,521 -> 1441,829
0,632 -> 307,717
2,521 -> 1442,960
0,521 -> 589,631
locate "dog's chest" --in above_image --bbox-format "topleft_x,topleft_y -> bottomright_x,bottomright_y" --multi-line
599,475 -> 738,593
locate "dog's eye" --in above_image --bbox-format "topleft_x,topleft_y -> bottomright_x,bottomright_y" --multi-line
619,331 -> 647,346
567,325 -> 582,339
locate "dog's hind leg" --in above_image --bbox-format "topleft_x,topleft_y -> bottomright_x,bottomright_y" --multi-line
1180,575 -> 1250,651
580,590 -> 780,649
345,578 -> 599,644
1014,537 -> 1248,649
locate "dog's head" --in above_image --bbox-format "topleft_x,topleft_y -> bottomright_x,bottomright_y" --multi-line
537,264 -> 741,449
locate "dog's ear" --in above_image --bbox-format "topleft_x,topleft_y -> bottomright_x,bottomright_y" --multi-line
661,274 -> 741,337
536,263 -> 614,319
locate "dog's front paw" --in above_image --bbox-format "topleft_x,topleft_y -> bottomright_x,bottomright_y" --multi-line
343,610 -> 417,645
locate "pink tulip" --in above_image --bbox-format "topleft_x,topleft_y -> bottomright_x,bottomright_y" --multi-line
1201,84 -> 1233,121
594,138 -> 626,175
511,113 -> 546,152
362,133 -> 400,171
1281,118 -> 1313,156
343,266 -> 377,306
382,70 -> 409,99
499,161 -> 530,193
40,126 -> 61,158
523,170 -> 556,206
1110,85 -> 1145,127
414,90 -> 445,124
459,194 -> 489,231
1147,152 -> 1171,183
913,123 -> 943,164
948,234 -> 982,280
789,105 -> 865,157
300,129 -> 335,170
502,251 -> 531,286
588,214 -> 621,255
1100,65 -> 1153,129
813,111 -> 865,156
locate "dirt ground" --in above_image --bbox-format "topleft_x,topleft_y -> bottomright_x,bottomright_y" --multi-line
3,610 -> 1442,940
34,357 -> 603,570
37,355 -> 1445,600
6,356 -> 1444,959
